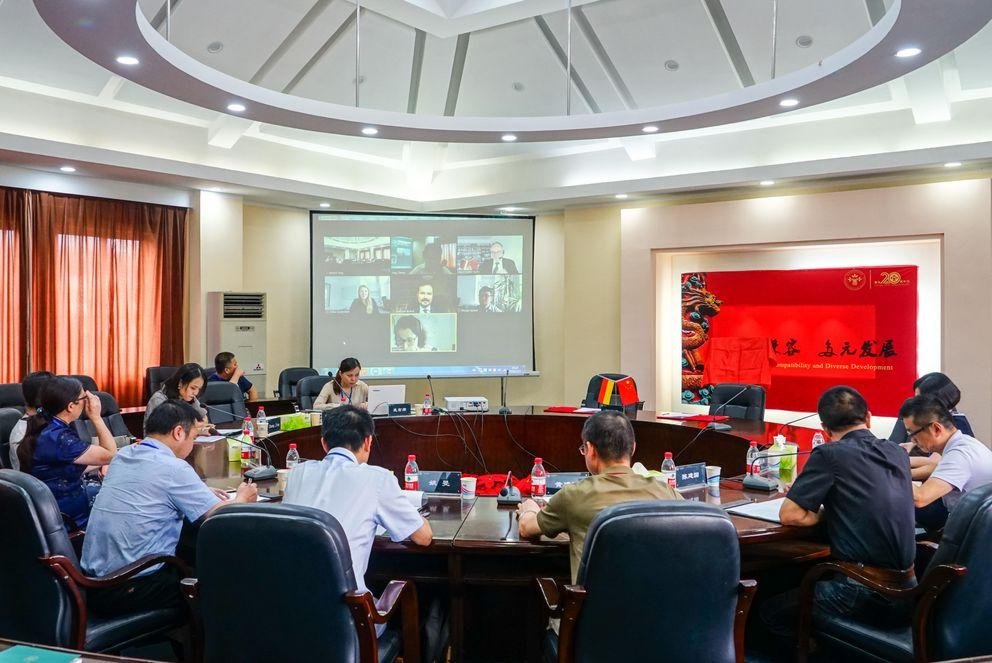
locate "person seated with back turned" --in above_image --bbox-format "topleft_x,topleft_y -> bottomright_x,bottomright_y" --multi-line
517,410 -> 682,584
209,351 -> 259,401
761,386 -> 916,641
17,377 -> 117,530
8,370 -> 55,471
313,357 -> 370,410
899,394 -> 992,529
81,400 -> 257,616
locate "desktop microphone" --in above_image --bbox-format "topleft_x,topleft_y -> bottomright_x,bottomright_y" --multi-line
774,412 -> 819,437
499,369 -> 511,415
672,385 -> 750,462
426,374 -> 445,413
741,449 -> 815,491
496,471 -> 522,506
201,402 -> 252,428
211,428 -> 279,481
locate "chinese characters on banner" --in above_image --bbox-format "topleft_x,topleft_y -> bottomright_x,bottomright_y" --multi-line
681,267 -> 917,415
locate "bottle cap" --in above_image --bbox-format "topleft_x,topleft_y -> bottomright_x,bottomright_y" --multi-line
289,443 -> 297,449
534,457 -> 542,463
750,440 -> 758,446
664,451 -> 673,458
408,454 -> 416,461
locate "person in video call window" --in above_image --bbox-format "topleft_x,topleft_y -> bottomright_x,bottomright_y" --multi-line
349,284 -> 382,314
409,242 -> 453,275
393,315 -> 434,352
479,241 -> 518,275
411,281 -> 449,314
477,286 -> 501,312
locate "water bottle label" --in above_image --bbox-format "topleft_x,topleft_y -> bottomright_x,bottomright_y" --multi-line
404,473 -> 419,490
532,476 -> 546,496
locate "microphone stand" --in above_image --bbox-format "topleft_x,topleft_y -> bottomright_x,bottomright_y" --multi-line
499,369 -> 511,415
742,449 -> 815,491
672,385 -> 750,462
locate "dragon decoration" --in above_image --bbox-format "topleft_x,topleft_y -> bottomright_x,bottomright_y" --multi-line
681,273 -> 721,405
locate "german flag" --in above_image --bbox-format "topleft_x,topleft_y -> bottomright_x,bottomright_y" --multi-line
597,377 -> 615,405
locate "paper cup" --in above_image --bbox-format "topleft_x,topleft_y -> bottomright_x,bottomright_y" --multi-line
460,476 -> 477,499
276,469 -> 290,494
413,403 -> 424,415
706,465 -> 721,485
309,411 -> 321,427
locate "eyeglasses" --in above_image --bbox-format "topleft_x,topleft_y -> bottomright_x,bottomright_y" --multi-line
906,422 -> 934,441
71,394 -> 87,404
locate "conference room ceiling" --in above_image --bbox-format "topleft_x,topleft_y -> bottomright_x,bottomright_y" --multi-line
1,1 -> 992,212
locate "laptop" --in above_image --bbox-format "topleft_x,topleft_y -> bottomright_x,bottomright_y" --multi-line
367,384 -> 407,417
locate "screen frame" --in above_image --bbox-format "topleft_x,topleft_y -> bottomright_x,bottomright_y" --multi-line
309,210 -> 537,379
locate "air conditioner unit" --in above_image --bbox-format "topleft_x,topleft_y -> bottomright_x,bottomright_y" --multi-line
206,292 -> 267,397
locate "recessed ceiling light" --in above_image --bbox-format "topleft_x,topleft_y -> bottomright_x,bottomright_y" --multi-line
59,165 -> 76,173
512,81 -> 525,92
759,180 -> 775,186
896,47 -> 922,58
614,193 -> 628,199
226,102 -> 246,113
501,134 -> 518,142
206,41 -> 224,53
361,126 -> 379,136
206,186 -> 220,192
319,202 -> 331,208
779,98 -> 800,108
796,35 -> 814,48
115,55 -> 139,66
641,125 -> 659,133
664,60 -> 680,72
944,161 -> 962,168
499,207 -> 522,213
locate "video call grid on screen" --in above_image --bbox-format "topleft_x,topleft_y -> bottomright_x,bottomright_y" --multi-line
310,212 -> 536,379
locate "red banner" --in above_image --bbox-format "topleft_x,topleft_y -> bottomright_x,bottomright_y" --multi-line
681,267 -> 917,415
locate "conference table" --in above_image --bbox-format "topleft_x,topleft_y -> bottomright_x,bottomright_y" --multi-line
186,406 -> 828,662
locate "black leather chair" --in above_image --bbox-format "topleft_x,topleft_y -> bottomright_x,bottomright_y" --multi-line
0,408 -> 23,469
181,503 -> 419,663
580,373 -> 634,408
796,484 -> 992,662
61,375 -> 99,392
201,381 -> 247,424
276,366 -> 318,398
538,501 -> 756,663
144,366 -> 175,402
72,391 -> 131,440
297,375 -> 332,410
0,383 -> 25,411
708,383 -> 766,421
0,469 -> 190,652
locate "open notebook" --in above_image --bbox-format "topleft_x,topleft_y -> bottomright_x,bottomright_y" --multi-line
725,497 -> 786,524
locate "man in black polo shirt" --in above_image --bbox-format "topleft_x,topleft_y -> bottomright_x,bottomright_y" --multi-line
762,385 -> 915,640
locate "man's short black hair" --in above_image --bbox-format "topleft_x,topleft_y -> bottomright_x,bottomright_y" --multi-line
214,352 -> 235,374
817,386 -> 869,431
145,399 -> 202,436
322,404 -> 374,452
898,394 -> 955,429
21,371 -> 56,407
581,410 -> 635,462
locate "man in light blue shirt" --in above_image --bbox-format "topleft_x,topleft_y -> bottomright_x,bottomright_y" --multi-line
900,395 -> 992,517
81,400 -> 257,616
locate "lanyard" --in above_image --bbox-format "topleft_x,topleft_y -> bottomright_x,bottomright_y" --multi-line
326,449 -> 357,465
135,439 -> 162,450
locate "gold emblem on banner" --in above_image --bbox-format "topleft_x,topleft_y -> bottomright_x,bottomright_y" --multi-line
843,269 -> 866,291
873,271 -> 911,287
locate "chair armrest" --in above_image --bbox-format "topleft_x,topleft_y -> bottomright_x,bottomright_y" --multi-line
912,563 -> 967,662
555,585 -> 587,663
535,577 -> 562,617
345,580 -> 420,663
40,553 -> 192,589
180,579 -> 203,663
734,580 -> 757,663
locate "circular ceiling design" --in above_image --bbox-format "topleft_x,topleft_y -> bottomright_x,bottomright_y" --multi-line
33,0 -> 992,142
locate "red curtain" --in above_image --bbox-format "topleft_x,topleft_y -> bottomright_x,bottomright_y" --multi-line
0,188 -> 28,382
1,186 -> 187,406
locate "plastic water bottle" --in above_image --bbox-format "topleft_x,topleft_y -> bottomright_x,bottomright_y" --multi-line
746,440 -> 760,476
811,432 -> 826,449
661,451 -> 677,487
286,443 -> 300,470
241,416 -> 256,470
242,416 -> 255,442
404,454 -> 420,490
256,407 -> 268,439
423,393 -> 433,415
531,457 -> 547,497
768,434 -> 785,469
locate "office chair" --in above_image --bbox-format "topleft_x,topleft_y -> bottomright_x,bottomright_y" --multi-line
143,366 -> 176,403
297,375 -> 332,410
0,408 -> 23,469
797,484 -> 992,663
182,503 -> 419,663
276,367 -> 318,399
0,383 -> 26,411
581,373 -> 633,408
61,375 -> 99,393
72,391 -> 131,440
538,501 -> 756,663
200,381 -> 248,424
708,383 -> 766,421
0,469 -> 190,652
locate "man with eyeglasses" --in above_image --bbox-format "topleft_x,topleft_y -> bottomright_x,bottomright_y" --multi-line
899,394 -> 992,524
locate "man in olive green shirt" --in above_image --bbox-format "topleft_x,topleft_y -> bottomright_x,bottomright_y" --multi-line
517,410 -> 682,583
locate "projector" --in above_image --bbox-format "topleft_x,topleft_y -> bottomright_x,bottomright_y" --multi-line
444,396 -> 489,412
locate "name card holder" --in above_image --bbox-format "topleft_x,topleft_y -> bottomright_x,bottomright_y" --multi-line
675,462 -> 707,490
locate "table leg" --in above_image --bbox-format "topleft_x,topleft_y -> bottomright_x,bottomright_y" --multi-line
449,552 -> 464,662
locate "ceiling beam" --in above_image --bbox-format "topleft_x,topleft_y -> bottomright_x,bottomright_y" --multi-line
443,33 -> 471,116
407,29 -> 427,114
150,0 -> 184,31
207,117 -> 255,149
903,60 -> 951,124
864,0 -> 887,25
573,7 -> 636,110
533,15 -> 601,114
701,0 -> 755,87
251,0 -> 336,86
97,76 -> 125,101
283,9 -> 358,94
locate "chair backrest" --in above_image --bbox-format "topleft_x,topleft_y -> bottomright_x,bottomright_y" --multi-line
0,383 -> 26,411
581,373 -> 631,408
60,375 -> 98,393
144,366 -> 176,403
278,367 -> 318,398
0,408 -> 24,469
201,381 -> 247,424
0,469 -> 80,647
925,482 -> 992,660
297,376 -> 332,410
708,383 -> 766,421
195,503 -> 361,663
72,391 -> 130,439
573,500 -> 742,663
